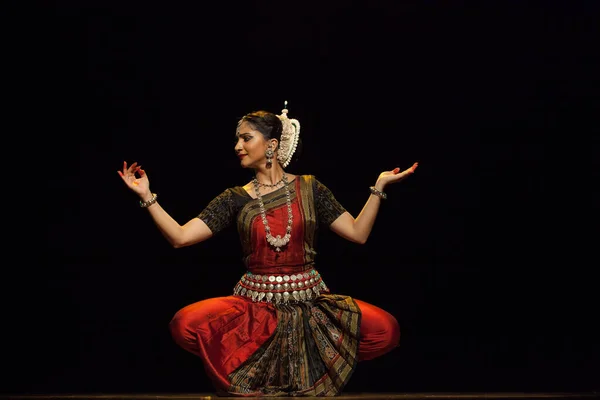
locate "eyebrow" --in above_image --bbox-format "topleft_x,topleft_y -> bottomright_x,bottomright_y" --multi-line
236,132 -> 253,138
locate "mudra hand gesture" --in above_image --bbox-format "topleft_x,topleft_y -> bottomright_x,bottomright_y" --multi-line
376,162 -> 419,190
117,161 -> 150,197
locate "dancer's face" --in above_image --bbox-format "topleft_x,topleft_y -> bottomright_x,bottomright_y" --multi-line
234,121 -> 270,169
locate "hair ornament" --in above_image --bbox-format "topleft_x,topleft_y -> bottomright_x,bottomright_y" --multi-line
276,100 -> 300,168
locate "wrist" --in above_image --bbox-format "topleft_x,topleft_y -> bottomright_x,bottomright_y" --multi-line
139,193 -> 158,208
139,192 -> 154,202
369,186 -> 387,200
374,181 -> 385,192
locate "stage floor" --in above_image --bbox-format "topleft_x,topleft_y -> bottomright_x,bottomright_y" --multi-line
0,393 -> 598,400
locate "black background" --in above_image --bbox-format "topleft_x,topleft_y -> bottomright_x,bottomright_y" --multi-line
9,0 -> 600,395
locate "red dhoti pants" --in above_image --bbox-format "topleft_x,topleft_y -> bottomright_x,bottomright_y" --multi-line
169,295 -> 400,393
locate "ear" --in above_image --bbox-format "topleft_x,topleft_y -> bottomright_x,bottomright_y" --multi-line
269,138 -> 279,150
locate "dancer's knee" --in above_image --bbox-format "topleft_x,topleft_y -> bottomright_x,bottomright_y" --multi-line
385,313 -> 401,349
357,301 -> 401,360
169,308 -> 196,351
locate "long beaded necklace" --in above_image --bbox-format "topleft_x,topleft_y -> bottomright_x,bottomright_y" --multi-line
253,173 -> 292,252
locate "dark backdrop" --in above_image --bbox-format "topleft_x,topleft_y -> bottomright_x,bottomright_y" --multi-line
10,0 -> 600,395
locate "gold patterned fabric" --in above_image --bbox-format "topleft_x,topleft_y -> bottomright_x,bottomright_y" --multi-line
314,178 -> 347,227
196,186 -> 245,236
226,295 -> 361,397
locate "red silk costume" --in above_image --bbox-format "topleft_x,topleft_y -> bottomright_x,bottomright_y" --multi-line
169,176 -> 400,396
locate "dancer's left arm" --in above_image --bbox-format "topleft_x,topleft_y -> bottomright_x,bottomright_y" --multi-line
329,162 -> 418,244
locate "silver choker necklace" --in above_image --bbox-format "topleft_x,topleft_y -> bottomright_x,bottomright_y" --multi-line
256,176 -> 284,188
253,173 -> 292,252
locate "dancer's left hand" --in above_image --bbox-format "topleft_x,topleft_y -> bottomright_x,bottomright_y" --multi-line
375,162 -> 419,190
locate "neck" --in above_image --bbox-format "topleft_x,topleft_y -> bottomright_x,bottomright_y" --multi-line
254,165 -> 285,186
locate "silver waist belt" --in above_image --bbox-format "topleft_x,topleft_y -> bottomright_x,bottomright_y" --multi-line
233,268 -> 329,304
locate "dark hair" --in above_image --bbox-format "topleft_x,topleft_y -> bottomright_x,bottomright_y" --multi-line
237,111 -> 283,141
237,110 -> 303,166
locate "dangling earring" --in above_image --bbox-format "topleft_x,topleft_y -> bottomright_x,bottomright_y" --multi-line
265,144 -> 274,169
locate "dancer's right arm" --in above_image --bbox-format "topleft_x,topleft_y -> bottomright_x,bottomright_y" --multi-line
118,161 -> 213,248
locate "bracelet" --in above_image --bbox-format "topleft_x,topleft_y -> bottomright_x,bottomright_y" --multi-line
369,186 -> 387,200
140,193 -> 158,208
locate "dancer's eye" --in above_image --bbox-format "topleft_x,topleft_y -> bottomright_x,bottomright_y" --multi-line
235,134 -> 252,143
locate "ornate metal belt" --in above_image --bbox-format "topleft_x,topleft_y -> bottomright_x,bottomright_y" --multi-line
233,268 -> 329,304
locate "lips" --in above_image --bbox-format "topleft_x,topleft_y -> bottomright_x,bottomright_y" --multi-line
238,154 -> 247,159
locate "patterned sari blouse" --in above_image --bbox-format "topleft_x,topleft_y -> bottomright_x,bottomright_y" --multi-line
197,175 -> 346,273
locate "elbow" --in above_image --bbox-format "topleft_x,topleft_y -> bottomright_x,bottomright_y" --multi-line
349,226 -> 368,244
171,238 -> 188,249
170,229 -> 191,248
343,232 -> 368,245
354,236 -> 368,245
171,235 -> 199,249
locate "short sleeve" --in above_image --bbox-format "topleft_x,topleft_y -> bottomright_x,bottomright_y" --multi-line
197,189 -> 237,235
314,177 -> 347,227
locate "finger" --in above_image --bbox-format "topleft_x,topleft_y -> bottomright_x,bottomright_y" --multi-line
117,170 -> 130,185
402,164 -> 416,174
138,168 -> 146,177
393,167 -> 400,174
129,162 -> 138,172
130,165 -> 139,178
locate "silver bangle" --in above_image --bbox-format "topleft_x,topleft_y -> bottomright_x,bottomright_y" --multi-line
369,186 -> 387,200
140,193 -> 158,208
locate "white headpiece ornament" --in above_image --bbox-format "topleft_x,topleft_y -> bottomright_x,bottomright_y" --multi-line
276,100 -> 300,168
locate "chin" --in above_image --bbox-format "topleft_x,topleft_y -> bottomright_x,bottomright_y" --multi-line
239,160 -> 251,169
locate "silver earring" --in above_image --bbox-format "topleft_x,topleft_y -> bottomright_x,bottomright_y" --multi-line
265,145 -> 274,168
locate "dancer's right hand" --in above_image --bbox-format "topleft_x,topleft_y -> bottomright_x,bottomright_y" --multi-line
117,161 -> 151,198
